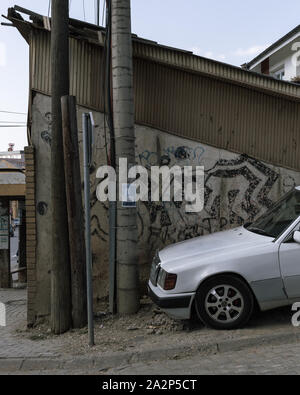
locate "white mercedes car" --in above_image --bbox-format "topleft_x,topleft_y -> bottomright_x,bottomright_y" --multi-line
148,186 -> 300,329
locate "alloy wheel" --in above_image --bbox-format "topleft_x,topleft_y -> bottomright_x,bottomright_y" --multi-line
204,284 -> 244,324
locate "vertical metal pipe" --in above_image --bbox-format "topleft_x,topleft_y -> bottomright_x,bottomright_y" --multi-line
83,113 -> 94,346
109,201 -> 116,313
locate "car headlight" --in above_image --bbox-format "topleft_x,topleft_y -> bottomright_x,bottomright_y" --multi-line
150,251 -> 161,286
157,268 -> 177,290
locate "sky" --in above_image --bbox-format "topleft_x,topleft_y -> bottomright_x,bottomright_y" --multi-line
0,0 -> 300,151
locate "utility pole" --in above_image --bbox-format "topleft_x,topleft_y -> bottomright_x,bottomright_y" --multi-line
50,0 -> 72,334
61,96 -> 87,329
111,0 -> 139,314
95,0 -> 100,25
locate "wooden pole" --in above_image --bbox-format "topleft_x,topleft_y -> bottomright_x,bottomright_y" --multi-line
50,0 -> 72,334
61,96 -> 87,329
82,113 -> 95,346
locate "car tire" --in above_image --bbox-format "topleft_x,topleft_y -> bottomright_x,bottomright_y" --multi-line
195,275 -> 254,330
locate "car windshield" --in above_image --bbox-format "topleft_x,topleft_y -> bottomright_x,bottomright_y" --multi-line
245,188 -> 300,238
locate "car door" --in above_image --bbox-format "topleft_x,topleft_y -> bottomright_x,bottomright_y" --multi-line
279,226 -> 300,299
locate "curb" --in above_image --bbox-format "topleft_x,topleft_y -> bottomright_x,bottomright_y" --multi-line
1,329 -> 300,372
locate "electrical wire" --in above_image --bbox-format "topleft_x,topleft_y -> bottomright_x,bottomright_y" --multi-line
94,0 -> 99,26
102,0 -> 106,26
0,125 -> 27,128
83,0 -> 86,21
0,111 -> 26,115
48,0 -> 51,17
0,121 -> 27,124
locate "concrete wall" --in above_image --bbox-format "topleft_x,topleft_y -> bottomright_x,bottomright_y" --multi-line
135,126 -> 300,283
30,95 -> 52,318
31,92 -> 300,318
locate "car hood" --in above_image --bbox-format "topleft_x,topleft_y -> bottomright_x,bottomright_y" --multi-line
159,226 -> 273,265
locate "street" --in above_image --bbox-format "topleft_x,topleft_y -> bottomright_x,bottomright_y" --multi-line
1,287 -> 300,375
107,342 -> 300,375
2,341 -> 300,375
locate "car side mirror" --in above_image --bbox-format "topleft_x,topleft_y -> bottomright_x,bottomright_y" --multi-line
293,231 -> 300,244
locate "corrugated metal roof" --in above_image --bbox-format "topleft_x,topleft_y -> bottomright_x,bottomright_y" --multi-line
27,25 -> 300,106
7,7 -> 300,101
6,7 -> 300,171
134,42 -> 300,101
29,29 -> 105,110
134,58 -> 300,170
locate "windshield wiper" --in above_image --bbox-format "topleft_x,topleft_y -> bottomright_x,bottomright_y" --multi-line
247,227 -> 274,238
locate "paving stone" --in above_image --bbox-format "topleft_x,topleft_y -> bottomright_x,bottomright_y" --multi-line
0,358 -> 23,372
107,342 -> 300,375
0,289 -> 61,360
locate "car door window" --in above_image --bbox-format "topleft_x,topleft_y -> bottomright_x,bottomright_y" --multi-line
246,189 -> 300,238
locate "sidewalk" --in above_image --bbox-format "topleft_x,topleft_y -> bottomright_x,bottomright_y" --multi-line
0,289 -> 62,359
0,288 -> 300,373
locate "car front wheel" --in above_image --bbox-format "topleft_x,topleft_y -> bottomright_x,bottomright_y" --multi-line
195,275 -> 254,330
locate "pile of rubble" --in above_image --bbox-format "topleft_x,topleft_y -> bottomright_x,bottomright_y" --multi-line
143,307 -> 186,334
20,296 -> 197,356
96,296 -> 188,335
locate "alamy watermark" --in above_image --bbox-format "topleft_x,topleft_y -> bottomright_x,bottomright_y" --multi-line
96,158 -> 204,213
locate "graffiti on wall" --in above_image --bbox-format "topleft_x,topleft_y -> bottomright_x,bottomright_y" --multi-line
41,112 -> 52,147
204,154 -> 280,226
34,100 -> 299,269
137,145 -> 297,252
139,145 -> 205,168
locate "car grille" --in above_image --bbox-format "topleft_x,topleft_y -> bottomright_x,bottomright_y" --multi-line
150,251 -> 161,286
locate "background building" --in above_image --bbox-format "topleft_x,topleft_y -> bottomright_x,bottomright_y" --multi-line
244,25 -> 300,82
